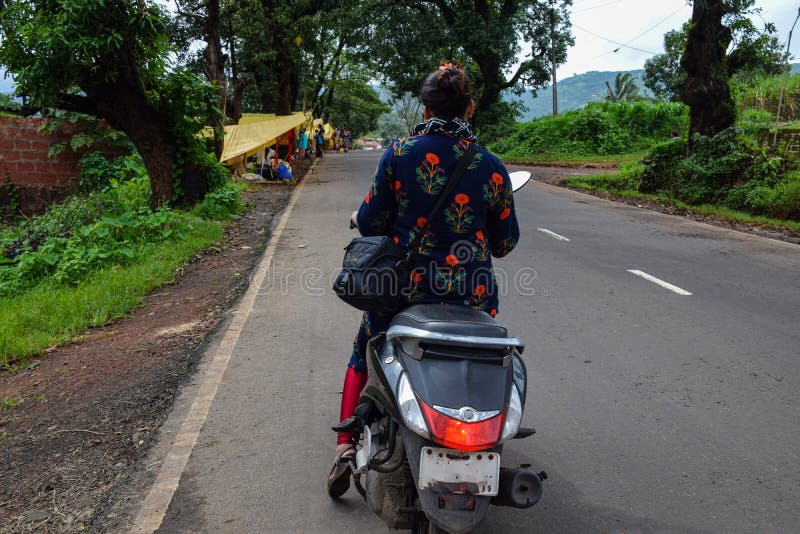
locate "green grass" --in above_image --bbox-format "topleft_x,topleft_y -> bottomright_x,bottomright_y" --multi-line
564,173 -> 800,233
501,150 -> 647,167
0,218 -> 223,367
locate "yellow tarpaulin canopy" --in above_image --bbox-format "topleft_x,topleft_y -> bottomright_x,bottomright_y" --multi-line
218,112 -> 310,163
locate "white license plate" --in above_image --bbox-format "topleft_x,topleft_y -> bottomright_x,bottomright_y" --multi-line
418,447 -> 500,496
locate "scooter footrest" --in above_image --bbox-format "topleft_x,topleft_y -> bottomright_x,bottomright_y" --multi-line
331,416 -> 362,433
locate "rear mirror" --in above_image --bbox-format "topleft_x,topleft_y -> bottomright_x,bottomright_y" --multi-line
509,171 -> 532,192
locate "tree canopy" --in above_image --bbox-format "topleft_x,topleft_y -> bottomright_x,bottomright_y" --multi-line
644,2 -> 783,103
0,0 -> 224,206
351,0 -> 573,137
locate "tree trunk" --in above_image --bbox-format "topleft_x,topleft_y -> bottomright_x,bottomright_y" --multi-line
275,64 -> 293,115
681,0 -> 734,143
231,78 -> 251,124
474,61 -> 503,130
271,22 -> 295,116
203,0 -> 226,159
82,51 -> 195,207
92,85 -> 179,206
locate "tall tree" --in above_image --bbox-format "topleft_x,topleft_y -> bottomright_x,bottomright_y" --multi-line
357,0 -> 573,134
681,0 -> 735,140
0,0 -> 223,206
645,4 -> 782,103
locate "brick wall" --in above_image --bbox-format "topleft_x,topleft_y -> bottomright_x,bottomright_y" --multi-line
0,117 -> 88,214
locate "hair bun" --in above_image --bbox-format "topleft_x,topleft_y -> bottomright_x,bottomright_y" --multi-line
422,65 -> 472,119
437,67 -> 463,94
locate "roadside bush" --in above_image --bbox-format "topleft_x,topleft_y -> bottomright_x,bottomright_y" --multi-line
0,154 -> 241,298
490,101 -> 687,159
640,128 -> 753,204
737,108 -> 775,138
733,74 -> 800,121
726,173 -> 800,220
193,180 -> 244,221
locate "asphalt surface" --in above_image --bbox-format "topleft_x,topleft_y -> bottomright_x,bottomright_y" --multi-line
146,151 -> 800,533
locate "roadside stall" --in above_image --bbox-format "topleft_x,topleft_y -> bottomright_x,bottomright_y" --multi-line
218,112 -> 311,179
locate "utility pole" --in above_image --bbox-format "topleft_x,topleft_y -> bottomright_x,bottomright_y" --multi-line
550,5 -> 558,115
774,6 -> 800,147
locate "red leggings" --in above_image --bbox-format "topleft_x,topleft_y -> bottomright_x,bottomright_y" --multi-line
337,366 -> 368,445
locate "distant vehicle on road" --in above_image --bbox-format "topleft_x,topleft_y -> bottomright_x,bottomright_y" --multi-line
355,137 -> 381,150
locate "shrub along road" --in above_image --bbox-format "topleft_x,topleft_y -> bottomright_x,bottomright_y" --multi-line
119,151 -> 799,532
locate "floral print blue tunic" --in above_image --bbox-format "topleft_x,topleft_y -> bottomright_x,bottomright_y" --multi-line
348,131 -> 520,372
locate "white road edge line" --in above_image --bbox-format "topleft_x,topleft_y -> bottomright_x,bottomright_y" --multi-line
537,228 -> 571,242
627,270 -> 692,296
130,176 -> 310,533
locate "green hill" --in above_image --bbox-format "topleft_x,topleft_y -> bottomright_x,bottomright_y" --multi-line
518,64 -> 800,121
516,69 -> 650,120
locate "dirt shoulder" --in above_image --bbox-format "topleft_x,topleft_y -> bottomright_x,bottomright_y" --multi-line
0,182 -> 292,532
508,163 -> 800,246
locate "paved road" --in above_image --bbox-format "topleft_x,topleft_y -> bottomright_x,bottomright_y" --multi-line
144,151 -> 800,533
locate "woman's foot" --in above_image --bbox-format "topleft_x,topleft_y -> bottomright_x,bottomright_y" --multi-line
327,443 -> 356,499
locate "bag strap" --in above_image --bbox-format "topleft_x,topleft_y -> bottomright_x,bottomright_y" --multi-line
407,142 -> 478,255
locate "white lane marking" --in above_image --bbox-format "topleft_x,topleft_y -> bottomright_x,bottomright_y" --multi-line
131,176 -> 309,533
537,228 -> 571,242
627,270 -> 692,296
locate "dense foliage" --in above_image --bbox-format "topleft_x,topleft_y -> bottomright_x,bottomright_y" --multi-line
0,0 -> 227,206
0,154 -> 242,299
354,0 -> 573,136
733,74 -> 800,121
638,127 -> 800,219
644,7 -> 783,103
489,101 -> 687,159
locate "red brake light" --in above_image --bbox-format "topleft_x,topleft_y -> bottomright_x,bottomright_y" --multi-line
418,399 -> 505,451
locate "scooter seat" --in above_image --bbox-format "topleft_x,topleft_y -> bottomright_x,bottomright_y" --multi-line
389,304 -> 508,340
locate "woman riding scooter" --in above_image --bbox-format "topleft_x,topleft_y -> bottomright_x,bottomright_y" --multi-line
328,64 -> 521,497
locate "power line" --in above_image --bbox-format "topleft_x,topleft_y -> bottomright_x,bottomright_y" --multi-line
587,5 -> 687,60
572,0 -> 624,14
572,23 -> 659,55
623,5 -> 687,45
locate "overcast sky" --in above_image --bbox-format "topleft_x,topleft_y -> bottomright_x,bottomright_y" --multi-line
559,0 -> 800,78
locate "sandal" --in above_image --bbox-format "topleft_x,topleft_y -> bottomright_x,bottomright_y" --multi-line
327,444 -> 357,499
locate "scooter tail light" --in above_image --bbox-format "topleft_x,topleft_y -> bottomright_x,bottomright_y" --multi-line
418,399 -> 505,451
500,385 -> 523,442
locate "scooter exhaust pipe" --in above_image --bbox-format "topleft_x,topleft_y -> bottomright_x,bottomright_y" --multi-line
490,467 -> 544,509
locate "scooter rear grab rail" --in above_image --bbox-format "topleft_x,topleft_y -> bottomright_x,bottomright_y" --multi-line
386,325 -> 524,352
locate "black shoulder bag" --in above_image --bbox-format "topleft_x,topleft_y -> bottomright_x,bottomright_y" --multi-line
333,142 -> 478,314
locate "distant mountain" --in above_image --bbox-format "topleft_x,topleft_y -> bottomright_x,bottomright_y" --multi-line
513,69 -> 652,121
516,64 -> 800,121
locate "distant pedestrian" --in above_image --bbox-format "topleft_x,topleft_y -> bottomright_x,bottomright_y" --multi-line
297,127 -> 309,160
342,126 -> 351,152
316,127 -> 324,158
